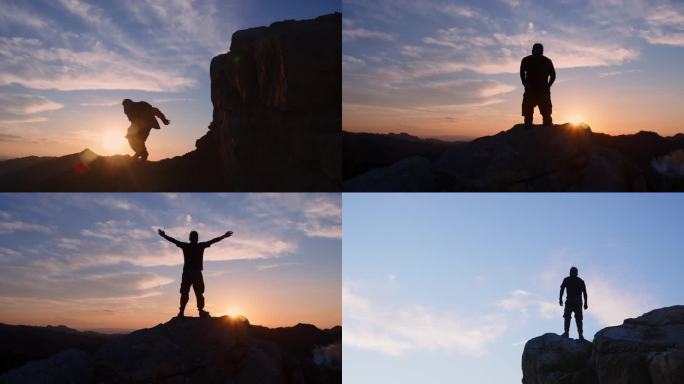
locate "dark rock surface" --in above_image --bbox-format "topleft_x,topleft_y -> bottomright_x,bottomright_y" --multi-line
522,306 -> 684,384
0,13 -> 341,192
344,124 -> 684,191
0,316 -> 341,384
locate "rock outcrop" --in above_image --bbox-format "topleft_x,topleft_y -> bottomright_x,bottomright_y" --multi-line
522,305 -> 684,384
344,124 -> 684,191
0,316 -> 341,384
0,13 -> 341,192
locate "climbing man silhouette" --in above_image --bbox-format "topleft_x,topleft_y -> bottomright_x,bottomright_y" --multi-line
559,266 -> 588,340
158,229 -> 233,318
520,43 -> 556,127
122,99 -> 170,161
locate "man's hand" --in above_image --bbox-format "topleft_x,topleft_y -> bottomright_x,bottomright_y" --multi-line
559,299 -> 563,307
224,230 -> 233,238
162,118 -> 170,125
158,229 -> 165,236
584,303 -> 588,310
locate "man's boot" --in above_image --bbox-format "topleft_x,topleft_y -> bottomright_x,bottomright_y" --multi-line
199,309 -> 211,318
562,317 -> 570,338
542,114 -> 553,126
177,307 -> 185,318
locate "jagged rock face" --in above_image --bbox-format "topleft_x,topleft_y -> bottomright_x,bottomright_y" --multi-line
204,12 -> 341,191
343,124 -> 684,192
593,306 -> 684,384
0,317 -> 341,384
522,306 -> 684,384
522,333 -> 597,384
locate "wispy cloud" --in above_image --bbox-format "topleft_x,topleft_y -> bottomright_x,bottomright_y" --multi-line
344,286 -> 506,356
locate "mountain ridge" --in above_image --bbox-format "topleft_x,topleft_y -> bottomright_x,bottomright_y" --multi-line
344,123 -> 684,191
0,316 -> 341,384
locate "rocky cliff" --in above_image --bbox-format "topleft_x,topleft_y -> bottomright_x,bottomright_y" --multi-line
0,316 -> 341,384
0,13 -> 341,192
522,305 -> 684,384
344,124 -> 684,192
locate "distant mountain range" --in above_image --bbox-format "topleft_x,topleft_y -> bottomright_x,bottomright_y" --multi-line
344,124 -> 684,191
0,317 -> 341,384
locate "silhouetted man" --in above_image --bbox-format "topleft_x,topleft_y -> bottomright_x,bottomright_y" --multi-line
158,229 -> 233,318
122,99 -> 170,161
559,266 -> 588,340
520,43 -> 556,127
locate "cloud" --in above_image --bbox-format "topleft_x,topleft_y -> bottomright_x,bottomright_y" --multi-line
343,286 -> 506,356
0,220 -> 54,234
583,274 -> 654,326
344,27 -> 395,42
0,117 -> 48,125
0,94 -> 64,115
497,289 -> 557,319
246,194 -> 341,239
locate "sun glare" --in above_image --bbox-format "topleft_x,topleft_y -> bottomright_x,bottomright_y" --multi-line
568,115 -> 584,125
102,130 -> 127,153
226,307 -> 241,318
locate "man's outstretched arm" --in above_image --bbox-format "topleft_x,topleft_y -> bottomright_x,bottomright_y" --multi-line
559,285 -> 565,306
583,283 -> 588,309
152,108 -> 170,125
205,230 -> 233,246
158,229 -> 181,246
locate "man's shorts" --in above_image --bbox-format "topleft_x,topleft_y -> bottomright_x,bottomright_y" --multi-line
522,88 -> 552,116
563,299 -> 583,320
126,135 -> 147,155
180,270 -> 204,295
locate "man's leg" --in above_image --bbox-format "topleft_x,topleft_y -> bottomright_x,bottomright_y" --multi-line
562,304 -> 572,337
192,271 -> 208,317
522,90 -> 534,127
540,91 -> 553,126
576,305 -> 584,340
179,272 -> 191,317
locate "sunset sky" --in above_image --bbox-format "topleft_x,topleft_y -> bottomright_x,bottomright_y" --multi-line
343,193 -> 684,383
0,193 -> 341,331
0,0 -> 340,160
343,0 -> 684,140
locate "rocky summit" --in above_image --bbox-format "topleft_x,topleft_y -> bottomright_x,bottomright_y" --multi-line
522,305 -> 684,384
0,13 -> 341,192
344,124 -> 684,191
0,316 -> 341,384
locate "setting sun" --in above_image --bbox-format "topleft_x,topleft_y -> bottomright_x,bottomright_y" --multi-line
102,130 -> 127,153
567,115 -> 584,125
226,307 -> 242,318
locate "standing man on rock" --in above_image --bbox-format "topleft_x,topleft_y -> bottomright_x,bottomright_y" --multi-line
158,229 -> 233,318
520,43 -> 556,127
122,99 -> 170,161
559,266 -> 588,340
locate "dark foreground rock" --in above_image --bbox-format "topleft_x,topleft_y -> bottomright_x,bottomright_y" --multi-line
344,124 -> 684,191
0,317 -> 341,384
0,13 -> 341,192
522,305 -> 684,384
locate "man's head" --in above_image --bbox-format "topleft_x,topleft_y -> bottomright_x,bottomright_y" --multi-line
532,43 -> 544,55
570,266 -> 578,277
189,231 -> 198,243
122,98 -> 132,106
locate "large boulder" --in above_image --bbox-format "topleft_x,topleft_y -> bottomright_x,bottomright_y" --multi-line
343,156 -> 436,191
521,306 -> 684,384
522,333 -> 596,384
593,306 -> 684,384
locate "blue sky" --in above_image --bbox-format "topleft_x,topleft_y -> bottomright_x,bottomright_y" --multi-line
0,0 -> 340,159
0,193 -> 341,331
343,0 -> 684,139
343,193 -> 684,383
